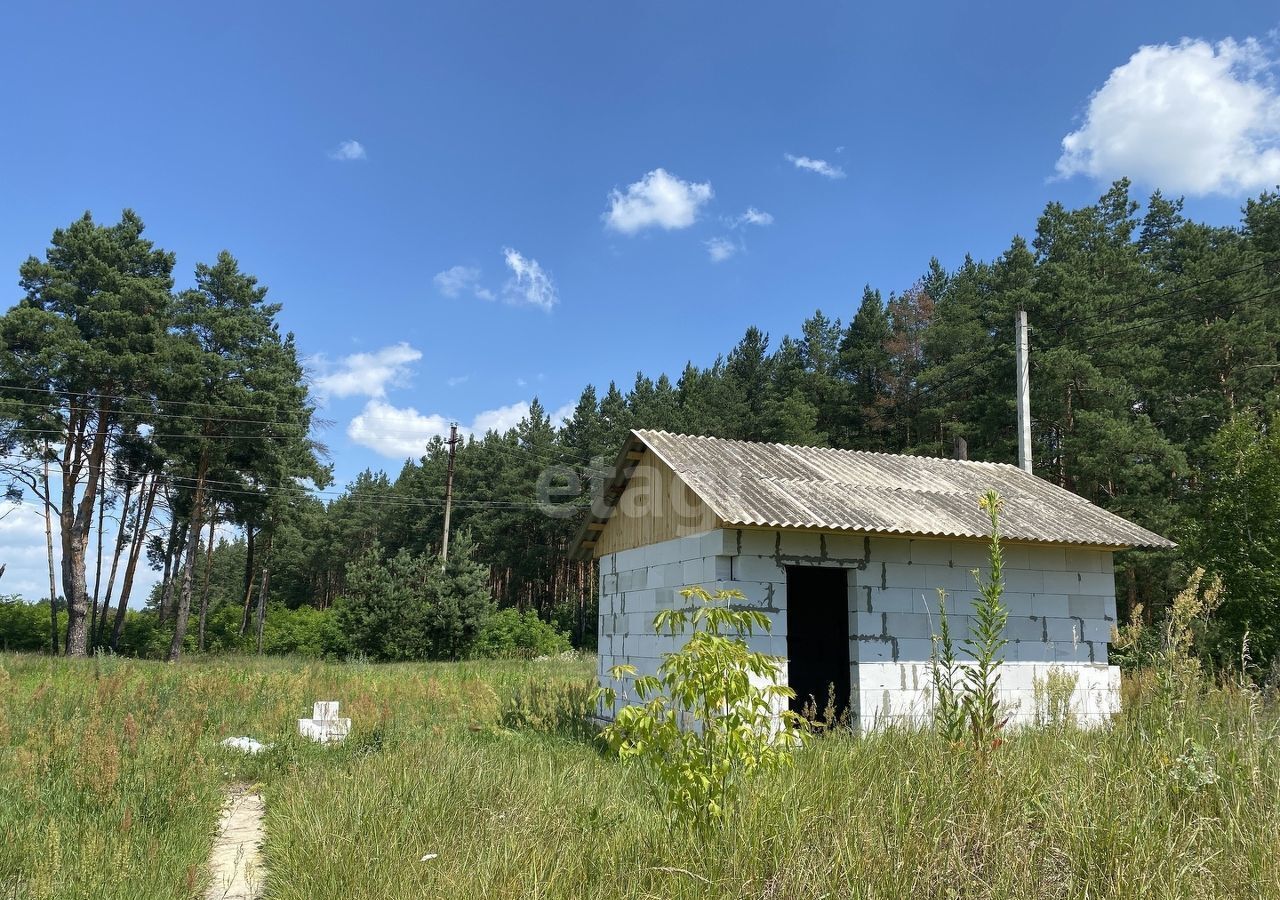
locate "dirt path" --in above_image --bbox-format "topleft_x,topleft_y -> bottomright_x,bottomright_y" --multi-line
204,784 -> 266,900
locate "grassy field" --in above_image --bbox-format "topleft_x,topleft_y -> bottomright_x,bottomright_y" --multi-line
3,653 -> 1280,899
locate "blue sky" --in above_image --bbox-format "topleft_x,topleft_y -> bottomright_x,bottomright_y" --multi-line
2,2 -> 1280,598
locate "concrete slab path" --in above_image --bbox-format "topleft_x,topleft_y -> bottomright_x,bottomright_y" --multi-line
204,784 -> 266,900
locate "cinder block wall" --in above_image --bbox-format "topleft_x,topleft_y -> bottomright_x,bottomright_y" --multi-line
595,528 -> 1121,729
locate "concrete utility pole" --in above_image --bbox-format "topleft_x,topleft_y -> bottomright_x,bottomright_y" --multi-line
441,423 -> 459,567
1015,309 -> 1032,473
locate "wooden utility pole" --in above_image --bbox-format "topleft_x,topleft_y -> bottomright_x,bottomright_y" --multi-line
1016,309 -> 1033,473
441,423 -> 459,567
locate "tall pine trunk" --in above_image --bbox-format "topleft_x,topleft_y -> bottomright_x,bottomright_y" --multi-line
156,505 -> 182,626
42,443 -> 58,654
239,526 -> 256,635
197,508 -> 218,652
62,397 -> 111,657
111,475 -> 159,650
89,476 -> 107,647
94,478 -> 135,648
168,449 -> 210,662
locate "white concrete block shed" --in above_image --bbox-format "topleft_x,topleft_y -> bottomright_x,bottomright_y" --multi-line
571,430 -> 1174,731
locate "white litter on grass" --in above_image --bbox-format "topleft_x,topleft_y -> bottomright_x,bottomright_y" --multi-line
220,737 -> 270,755
421,854 -> 438,862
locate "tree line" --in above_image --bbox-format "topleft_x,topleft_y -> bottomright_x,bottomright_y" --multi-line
3,179 -> 1280,668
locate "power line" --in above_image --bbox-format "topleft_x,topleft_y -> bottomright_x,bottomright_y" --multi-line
1046,285 -> 1280,356
1,386 -> 603,466
0,381 -> 316,418
1053,257 -> 1275,330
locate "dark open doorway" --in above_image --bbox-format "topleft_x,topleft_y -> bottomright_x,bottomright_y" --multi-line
785,566 -> 851,721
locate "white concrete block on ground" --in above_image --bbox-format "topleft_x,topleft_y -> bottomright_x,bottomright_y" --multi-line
298,701 -> 351,744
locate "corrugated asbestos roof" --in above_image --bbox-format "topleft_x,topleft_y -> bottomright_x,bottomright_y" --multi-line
573,430 -> 1174,555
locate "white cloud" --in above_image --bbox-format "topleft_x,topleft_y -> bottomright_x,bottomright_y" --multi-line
433,266 -> 495,302
785,153 -> 846,179
313,343 -> 422,399
347,399 -> 535,458
446,375 -> 469,387
728,206 -> 774,228
603,168 -> 714,234
0,486 -> 162,605
328,139 -> 367,162
1057,37 -> 1280,195
347,400 -> 452,458
471,402 -> 530,435
502,248 -> 558,311
705,236 -> 738,263
550,402 -> 575,426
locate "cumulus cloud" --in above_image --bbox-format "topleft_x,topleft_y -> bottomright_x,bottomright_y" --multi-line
705,236 -> 738,263
603,168 -> 714,234
0,489 -> 163,604
433,266 -> 495,301
347,399 -> 537,458
785,153 -> 846,179
313,343 -> 422,399
328,139 -> 367,162
1057,37 -> 1280,195
347,400 -> 452,458
728,206 -> 774,228
502,248 -> 558,311
550,402 -> 576,426
471,402 -> 531,435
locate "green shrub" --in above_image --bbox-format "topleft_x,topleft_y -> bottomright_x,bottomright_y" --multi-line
263,605 -> 347,658
594,587 -> 807,834
337,533 -> 492,661
0,597 -> 60,652
474,608 -> 572,658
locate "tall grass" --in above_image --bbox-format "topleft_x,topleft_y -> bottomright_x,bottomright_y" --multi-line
3,652 -> 1279,898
